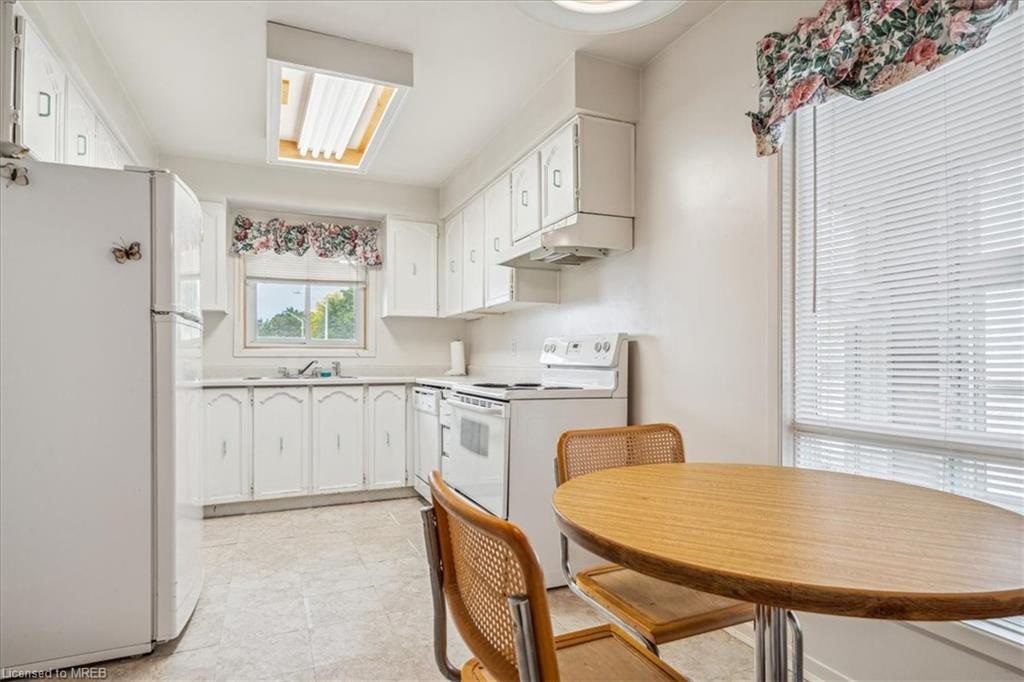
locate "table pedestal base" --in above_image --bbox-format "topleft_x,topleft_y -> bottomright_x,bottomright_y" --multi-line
755,605 -> 803,682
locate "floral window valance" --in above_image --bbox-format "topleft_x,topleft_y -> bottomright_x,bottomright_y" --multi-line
747,0 -> 1017,156
231,215 -> 382,267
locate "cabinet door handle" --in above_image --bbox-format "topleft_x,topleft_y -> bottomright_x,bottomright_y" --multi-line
449,260 -> 455,273
412,263 -> 417,276
552,168 -> 562,188
470,249 -> 476,264
279,437 -> 284,453
493,237 -> 500,252
336,434 -> 341,450
521,190 -> 528,207
77,134 -> 88,156
38,92 -> 51,117
221,440 -> 227,456
385,431 -> 391,447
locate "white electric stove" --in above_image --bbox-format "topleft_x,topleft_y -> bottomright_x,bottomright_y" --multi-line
435,333 -> 629,587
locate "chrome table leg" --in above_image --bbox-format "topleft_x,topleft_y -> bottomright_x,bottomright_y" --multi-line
754,606 -> 804,682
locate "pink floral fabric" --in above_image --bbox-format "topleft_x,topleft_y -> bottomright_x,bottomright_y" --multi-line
747,0 -> 1017,156
231,215 -> 382,267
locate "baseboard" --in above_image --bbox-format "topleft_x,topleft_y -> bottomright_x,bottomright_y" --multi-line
1,642 -> 153,676
725,623 -> 847,682
203,487 -> 418,517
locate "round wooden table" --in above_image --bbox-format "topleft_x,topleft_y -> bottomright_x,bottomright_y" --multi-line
552,463 -> 1024,682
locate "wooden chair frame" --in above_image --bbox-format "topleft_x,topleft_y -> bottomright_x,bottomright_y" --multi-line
554,424 -> 687,656
422,470 -> 560,682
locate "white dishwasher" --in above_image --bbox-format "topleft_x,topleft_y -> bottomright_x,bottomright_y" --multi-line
412,386 -> 441,499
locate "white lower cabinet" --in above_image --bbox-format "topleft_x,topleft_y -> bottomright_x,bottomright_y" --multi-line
202,384 -> 409,504
367,386 -> 408,489
311,386 -> 365,493
203,388 -> 251,503
252,387 -> 309,499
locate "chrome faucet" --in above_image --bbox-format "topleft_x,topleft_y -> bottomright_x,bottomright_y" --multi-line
298,360 -> 319,377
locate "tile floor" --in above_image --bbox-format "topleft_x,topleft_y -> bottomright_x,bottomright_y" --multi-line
91,497 -> 754,681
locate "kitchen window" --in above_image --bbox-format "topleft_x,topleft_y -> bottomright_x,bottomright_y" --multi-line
781,12 -> 1022,644
243,250 -> 367,349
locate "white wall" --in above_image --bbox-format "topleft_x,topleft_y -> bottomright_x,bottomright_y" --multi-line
19,1 -> 157,166
463,1 -> 797,465
458,2 -> 1023,679
161,154 -> 465,376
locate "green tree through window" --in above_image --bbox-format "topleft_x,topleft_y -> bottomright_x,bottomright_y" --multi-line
257,306 -> 304,338
310,289 -> 356,341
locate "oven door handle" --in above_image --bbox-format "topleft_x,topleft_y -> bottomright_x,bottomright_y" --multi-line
451,401 -> 506,417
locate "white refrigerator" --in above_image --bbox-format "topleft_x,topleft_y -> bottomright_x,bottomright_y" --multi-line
0,158 -> 205,672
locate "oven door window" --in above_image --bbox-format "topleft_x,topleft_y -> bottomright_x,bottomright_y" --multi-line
443,405 -> 508,518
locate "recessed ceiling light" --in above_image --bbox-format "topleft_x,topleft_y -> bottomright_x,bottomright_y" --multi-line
553,1 -> 643,15
517,0 -> 684,33
266,22 -> 413,173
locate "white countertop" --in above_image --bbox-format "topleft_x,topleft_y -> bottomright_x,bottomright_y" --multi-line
413,375 -> 478,389
203,376 -> 417,388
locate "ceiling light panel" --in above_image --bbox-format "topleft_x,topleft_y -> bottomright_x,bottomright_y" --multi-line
266,22 -> 412,173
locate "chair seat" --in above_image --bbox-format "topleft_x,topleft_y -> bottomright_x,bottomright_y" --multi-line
462,624 -> 687,681
576,564 -> 754,644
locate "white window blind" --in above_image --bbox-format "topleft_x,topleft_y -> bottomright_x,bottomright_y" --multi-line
782,13 -> 1023,639
245,251 -> 367,283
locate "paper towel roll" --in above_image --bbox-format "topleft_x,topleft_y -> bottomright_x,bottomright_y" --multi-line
445,340 -> 466,376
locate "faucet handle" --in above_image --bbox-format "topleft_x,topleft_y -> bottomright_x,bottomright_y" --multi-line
331,361 -> 342,376
277,366 -> 291,378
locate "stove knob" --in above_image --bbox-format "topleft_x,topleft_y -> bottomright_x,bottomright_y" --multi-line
593,342 -> 602,352
602,341 -> 611,352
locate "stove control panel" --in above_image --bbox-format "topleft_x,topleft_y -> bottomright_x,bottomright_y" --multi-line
540,333 -> 625,367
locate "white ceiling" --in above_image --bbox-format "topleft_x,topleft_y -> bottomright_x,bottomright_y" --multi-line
79,1 -> 722,187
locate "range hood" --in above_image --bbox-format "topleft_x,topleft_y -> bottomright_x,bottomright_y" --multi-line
498,213 -> 633,269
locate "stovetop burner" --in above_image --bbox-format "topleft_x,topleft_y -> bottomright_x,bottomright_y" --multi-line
470,382 -> 584,391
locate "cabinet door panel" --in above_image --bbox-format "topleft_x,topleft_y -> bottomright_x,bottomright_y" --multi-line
367,386 -> 407,489
312,387 -> 364,493
484,176 -> 513,308
204,389 -> 251,503
21,22 -> 64,163
200,202 -> 228,313
252,388 -> 308,498
511,152 -> 541,243
461,196 -> 485,312
540,122 -> 577,226
443,214 -> 463,316
65,82 -> 93,167
387,219 -> 437,317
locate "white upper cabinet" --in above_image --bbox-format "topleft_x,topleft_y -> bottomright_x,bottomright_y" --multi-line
20,21 -> 65,163
511,152 -> 541,243
367,386 -> 407,489
443,213 -> 463,316
92,120 -> 120,170
64,82 -> 93,167
461,195 -> 485,313
383,218 -> 438,318
540,121 -> 578,226
203,388 -> 251,504
572,116 -> 635,220
311,386 -> 365,494
252,388 -> 309,499
199,201 -> 229,313
484,175 -> 514,308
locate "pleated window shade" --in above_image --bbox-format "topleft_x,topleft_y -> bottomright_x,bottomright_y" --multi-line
245,251 -> 366,284
782,12 -> 1023,640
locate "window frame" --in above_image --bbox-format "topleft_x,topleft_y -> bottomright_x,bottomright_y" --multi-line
244,276 -> 367,349
778,22 -> 1024,655
232,255 -> 379,359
